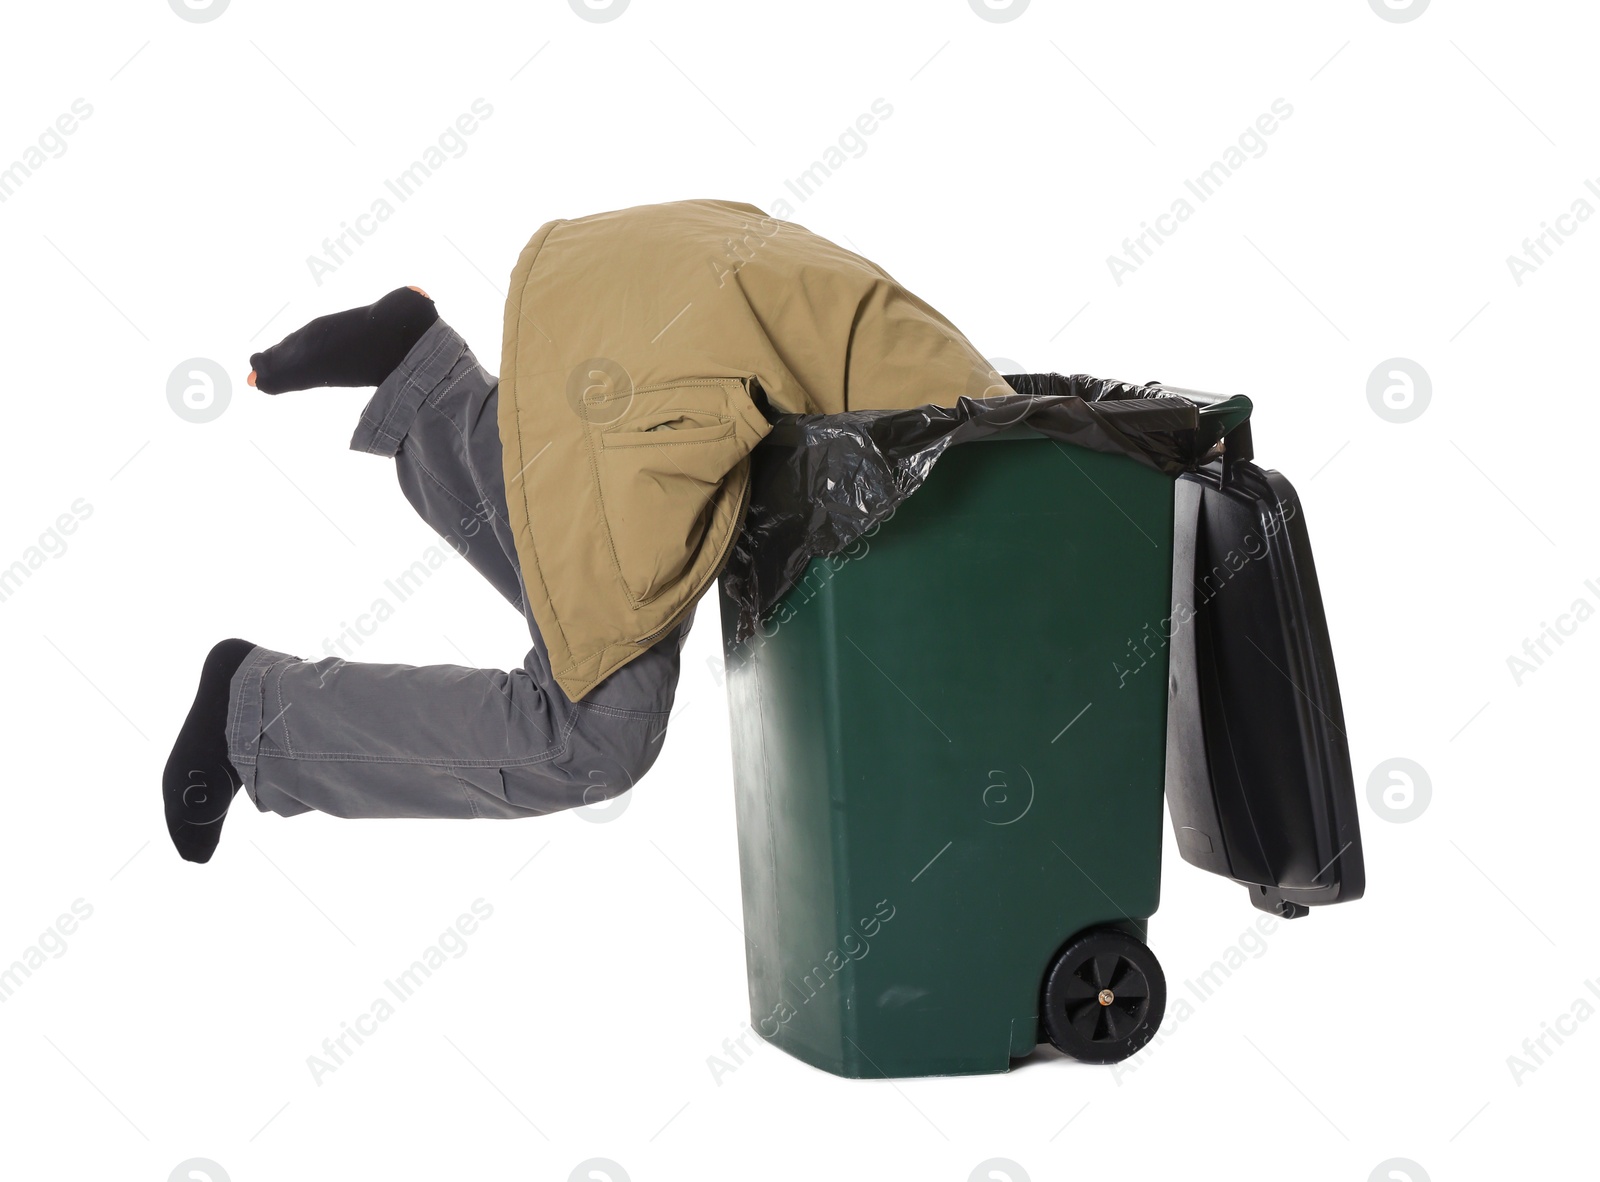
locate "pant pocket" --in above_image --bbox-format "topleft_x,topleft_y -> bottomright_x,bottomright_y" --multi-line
451,765 -> 526,819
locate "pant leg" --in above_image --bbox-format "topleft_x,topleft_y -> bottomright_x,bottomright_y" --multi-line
349,318 -> 526,611
227,319 -> 689,821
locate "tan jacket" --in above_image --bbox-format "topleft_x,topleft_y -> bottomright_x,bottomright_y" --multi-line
497,199 -> 995,700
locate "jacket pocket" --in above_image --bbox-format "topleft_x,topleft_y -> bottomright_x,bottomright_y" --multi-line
600,409 -> 735,449
592,378 -> 764,608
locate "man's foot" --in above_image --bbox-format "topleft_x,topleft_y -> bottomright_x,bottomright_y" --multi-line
164,639 -> 257,863
248,286 -> 436,393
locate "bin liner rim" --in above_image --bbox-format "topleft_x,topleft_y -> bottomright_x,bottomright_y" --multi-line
719,373 -> 1223,646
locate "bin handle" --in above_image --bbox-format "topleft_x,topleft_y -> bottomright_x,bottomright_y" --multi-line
1149,385 -> 1255,468
1196,394 -> 1254,443
1153,386 -> 1252,451
1152,383 -> 1235,408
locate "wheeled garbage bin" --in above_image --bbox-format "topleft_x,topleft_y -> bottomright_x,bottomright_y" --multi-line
717,378 -> 1363,1078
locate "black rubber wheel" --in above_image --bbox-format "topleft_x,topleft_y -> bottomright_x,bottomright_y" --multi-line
1041,927 -> 1166,1064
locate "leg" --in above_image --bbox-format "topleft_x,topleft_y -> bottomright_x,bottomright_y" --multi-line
349,318 -> 528,611
223,641 -> 674,821
228,313 -> 688,822
166,295 -> 689,859
347,314 -> 691,724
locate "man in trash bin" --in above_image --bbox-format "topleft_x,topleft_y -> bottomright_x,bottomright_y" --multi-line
163,199 -> 1003,862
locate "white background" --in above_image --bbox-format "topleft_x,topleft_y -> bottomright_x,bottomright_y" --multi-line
1,1 -> 1594,1179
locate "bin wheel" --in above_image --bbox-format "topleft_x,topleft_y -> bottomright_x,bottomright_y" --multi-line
1042,927 -> 1166,1064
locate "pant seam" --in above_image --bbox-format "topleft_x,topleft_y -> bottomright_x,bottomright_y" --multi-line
421,363 -> 480,412
225,653 -> 253,763
423,373 -> 506,540
227,647 -> 287,764
254,703 -> 579,768
454,769 -> 482,818
580,701 -> 673,721
407,446 -> 489,533
273,662 -> 294,757
370,330 -> 458,445
351,324 -> 465,456
248,751 -> 567,767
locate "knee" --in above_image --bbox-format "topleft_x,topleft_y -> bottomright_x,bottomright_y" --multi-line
570,710 -> 667,806
595,725 -> 666,800
497,710 -> 667,815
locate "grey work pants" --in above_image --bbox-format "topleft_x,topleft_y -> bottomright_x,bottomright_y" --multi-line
226,319 -> 687,820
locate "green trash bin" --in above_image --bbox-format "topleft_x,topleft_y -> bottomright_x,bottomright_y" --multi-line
718,419 -> 1181,1078
719,382 -> 1364,1078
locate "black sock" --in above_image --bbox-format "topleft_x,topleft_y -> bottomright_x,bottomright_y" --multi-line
164,639 -> 257,864
250,286 -> 438,394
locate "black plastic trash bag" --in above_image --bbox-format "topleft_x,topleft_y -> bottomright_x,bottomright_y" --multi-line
720,374 -> 1218,643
